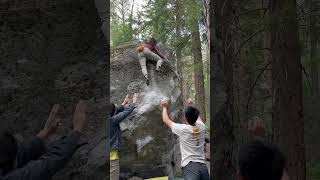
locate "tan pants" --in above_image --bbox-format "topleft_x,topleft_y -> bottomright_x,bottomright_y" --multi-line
138,48 -> 163,78
110,159 -> 120,180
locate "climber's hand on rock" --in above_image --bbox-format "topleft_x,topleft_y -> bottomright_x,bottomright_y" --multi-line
73,100 -> 87,133
161,99 -> 169,108
37,104 -> 60,142
132,93 -> 139,104
122,94 -> 129,106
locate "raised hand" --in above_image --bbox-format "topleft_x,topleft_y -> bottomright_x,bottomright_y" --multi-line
132,93 -> 139,104
37,104 -> 60,141
44,104 -> 60,131
122,94 -> 129,106
161,99 -> 169,108
72,100 -> 87,132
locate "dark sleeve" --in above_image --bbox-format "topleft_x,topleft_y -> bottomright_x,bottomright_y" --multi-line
4,131 -> 81,180
154,46 -> 165,58
16,137 -> 46,168
112,104 -> 135,125
114,105 -> 124,114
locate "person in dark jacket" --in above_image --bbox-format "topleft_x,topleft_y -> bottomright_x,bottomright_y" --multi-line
0,100 -> 87,180
110,93 -> 138,180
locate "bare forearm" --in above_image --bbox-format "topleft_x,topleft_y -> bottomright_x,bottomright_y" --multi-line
73,110 -> 86,132
36,130 -> 50,142
162,108 -> 169,122
162,107 -> 173,128
155,48 -> 166,59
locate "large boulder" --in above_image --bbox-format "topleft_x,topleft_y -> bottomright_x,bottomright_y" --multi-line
111,41 -> 183,179
0,1 -> 108,180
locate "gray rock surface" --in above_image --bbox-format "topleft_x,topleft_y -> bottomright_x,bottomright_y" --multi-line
0,1 -> 108,180
111,41 -> 183,179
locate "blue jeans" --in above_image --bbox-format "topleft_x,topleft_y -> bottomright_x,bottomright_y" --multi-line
183,162 -> 209,180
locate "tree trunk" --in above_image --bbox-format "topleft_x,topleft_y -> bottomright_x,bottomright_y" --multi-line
211,0 -> 238,179
191,22 -> 206,122
202,0 -> 210,118
175,0 -> 184,101
270,0 -> 306,179
202,0 -> 210,50
308,0 -> 319,95
190,0 -> 206,122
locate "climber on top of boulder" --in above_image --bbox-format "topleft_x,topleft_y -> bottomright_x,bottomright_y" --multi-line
136,37 -> 169,85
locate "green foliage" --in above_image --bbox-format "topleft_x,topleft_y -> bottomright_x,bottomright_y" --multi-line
142,0 -> 174,44
111,21 -> 135,47
307,162 -> 320,180
110,0 -> 136,47
184,0 -> 202,32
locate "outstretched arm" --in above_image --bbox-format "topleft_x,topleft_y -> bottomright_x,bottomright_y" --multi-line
5,131 -> 81,180
5,101 -> 87,180
112,93 -> 139,125
114,95 -> 130,114
161,100 -> 173,128
111,104 -> 136,125
17,104 -> 60,168
155,46 -> 167,59
114,105 -> 124,114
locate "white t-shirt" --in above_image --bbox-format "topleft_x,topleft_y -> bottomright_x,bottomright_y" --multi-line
172,119 -> 206,167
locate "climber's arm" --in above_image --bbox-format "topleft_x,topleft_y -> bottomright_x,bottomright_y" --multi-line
161,105 -> 173,129
16,137 -> 46,168
4,131 -> 81,180
155,46 -> 167,60
114,105 -> 124,114
112,104 -> 136,125
114,95 -> 129,114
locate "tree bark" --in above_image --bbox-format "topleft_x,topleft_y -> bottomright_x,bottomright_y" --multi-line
270,0 -> 306,179
202,0 -> 210,50
190,0 -> 206,122
308,0 -> 319,95
211,0 -> 238,179
175,0 -> 184,101
191,22 -> 206,122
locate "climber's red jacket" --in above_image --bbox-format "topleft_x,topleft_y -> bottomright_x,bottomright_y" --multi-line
144,43 -> 166,59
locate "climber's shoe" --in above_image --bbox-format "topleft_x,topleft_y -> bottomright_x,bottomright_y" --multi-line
156,66 -> 161,72
146,78 -> 150,85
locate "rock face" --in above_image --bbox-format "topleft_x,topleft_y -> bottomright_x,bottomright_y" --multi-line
0,1 -> 108,180
111,41 -> 183,179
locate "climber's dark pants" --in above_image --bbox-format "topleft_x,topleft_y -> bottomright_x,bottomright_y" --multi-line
182,162 -> 209,180
94,0 -> 107,38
